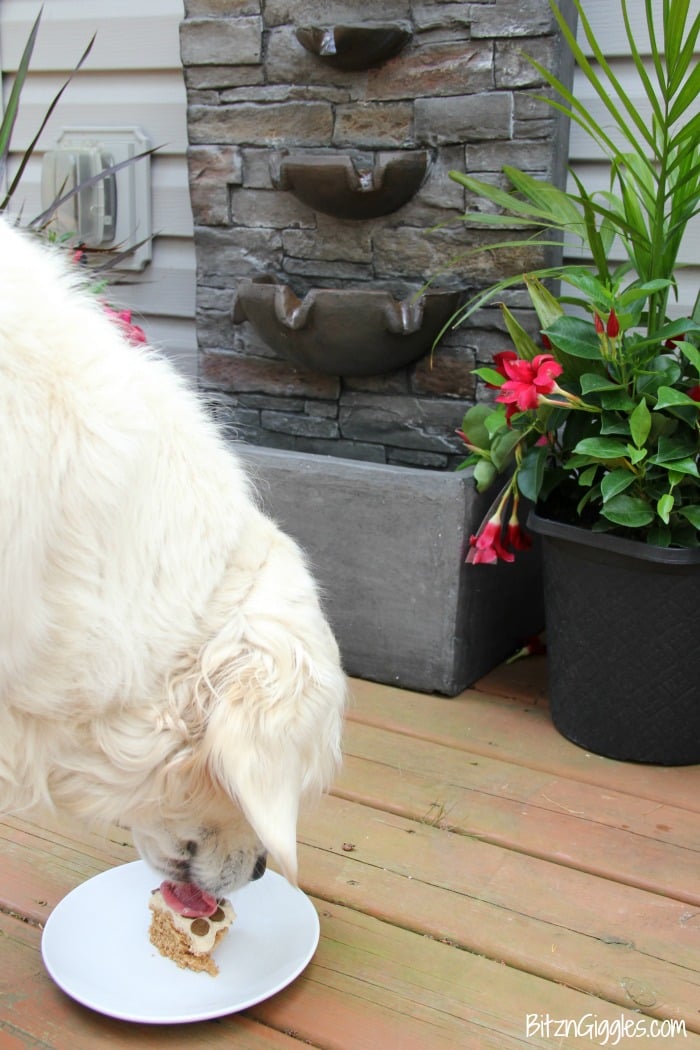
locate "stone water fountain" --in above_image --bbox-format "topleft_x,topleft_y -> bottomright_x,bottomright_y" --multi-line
179,0 -> 575,694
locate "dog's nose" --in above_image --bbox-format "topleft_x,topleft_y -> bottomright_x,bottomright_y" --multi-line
252,852 -> 267,881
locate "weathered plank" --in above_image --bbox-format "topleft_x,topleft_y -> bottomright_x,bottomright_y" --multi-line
475,654 -> 549,704
336,721 -> 700,901
0,816 -> 135,926
251,900 -> 682,1050
347,678 -> 700,809
297,796 -> 700,1030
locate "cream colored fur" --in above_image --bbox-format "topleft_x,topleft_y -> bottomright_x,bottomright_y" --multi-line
0,219 -> 346,895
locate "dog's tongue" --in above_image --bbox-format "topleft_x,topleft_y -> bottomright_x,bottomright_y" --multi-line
160,880 -> 218,918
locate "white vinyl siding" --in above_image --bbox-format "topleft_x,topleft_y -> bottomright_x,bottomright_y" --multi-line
0,0 -> 197,379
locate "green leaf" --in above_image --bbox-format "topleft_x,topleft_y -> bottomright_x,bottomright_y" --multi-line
484,410 -> 509,439
491,429 -> 522,471
679,505 -> 700,529
461,403 -> 494,448
563,453 -> 593,470
653,456 -> 700,478
654,385 -> 700,409
572,436 -> 630,459
473,367 -> 505,387
517,445 -> 547,502
618,278 -> 674,299
656,317 -> 700,342
626,445 -> 647,465
503,167 -> 585,228
676,339 -> 700,375
600,414 -> 631,435
649,434 -> 698,463
578,465 -> 598,486
600,389 -> 636,411
473,459 -> 498,492
500,303 -> 541,361
600,469 -> 635,501
448,170 -> 562,222
646,524 -> 672,546
577,486 -> 599,515
580,373 -> 623,394
601,494 -> 655,528
657,493 -> 675,524
523,274 -> 565,329
637,356 -> 682,396
544,316 -> 601,359
560,268 -> 612,306
0,10 -> 41,164
629,399 -> 652,448
669,59 -> 700,123
1,24 -> 96,213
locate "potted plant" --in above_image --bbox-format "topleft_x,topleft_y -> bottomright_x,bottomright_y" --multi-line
439,0 -> 700,763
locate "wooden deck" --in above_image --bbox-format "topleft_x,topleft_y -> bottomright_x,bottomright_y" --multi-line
2,657 -> 700,1048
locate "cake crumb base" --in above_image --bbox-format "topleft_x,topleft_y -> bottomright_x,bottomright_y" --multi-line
149,908 -> 228,977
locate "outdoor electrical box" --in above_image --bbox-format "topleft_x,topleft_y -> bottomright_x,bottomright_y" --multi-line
41,126 -> 152,271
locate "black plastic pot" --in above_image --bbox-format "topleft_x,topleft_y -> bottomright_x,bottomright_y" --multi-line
528,508 -> 700,765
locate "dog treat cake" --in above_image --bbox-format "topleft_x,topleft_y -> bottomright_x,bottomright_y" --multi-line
148,881 -> 235,976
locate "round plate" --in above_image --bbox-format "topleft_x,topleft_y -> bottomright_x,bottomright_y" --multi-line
41,861 -> 320,1024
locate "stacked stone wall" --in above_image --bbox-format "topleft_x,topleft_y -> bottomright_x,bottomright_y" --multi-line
181,0 -> 575,468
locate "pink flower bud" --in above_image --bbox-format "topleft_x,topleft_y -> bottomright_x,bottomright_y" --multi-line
466,512 -> 515,565
606,309 -> 620,338
506,511 -> 533,552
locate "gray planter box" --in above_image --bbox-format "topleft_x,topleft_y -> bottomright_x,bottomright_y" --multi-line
240,446 -> 544,696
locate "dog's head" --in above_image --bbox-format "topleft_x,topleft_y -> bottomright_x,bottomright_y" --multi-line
131,792 -> 269,899
129,531 -> 346,898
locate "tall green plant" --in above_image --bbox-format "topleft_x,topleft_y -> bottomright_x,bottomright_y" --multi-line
442,0 -> 700,341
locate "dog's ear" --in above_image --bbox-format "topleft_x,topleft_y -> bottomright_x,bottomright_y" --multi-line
201,637 -> 345,886
219,749 -> 302,885
196,531 -> 346,885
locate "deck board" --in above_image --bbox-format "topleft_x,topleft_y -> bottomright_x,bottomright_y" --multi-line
348,668 -> 700,808
296,797 -> 700,1029
2,659 -> 700,1047
336,722 -> 700,900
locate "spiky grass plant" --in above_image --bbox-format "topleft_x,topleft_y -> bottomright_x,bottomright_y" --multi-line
441,0 -> 700,341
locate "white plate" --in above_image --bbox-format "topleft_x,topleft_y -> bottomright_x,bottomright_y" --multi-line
41,861 -> 320,1024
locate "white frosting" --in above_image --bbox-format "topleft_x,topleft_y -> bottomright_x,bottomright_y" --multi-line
149,891 -> 235,954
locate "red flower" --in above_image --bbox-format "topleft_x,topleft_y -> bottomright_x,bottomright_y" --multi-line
594,312 -> 605,335
494,350 -> 518,375
606,308 -> 620,338
505,508 -> 532,552
689,385 -> 700,402
103,304 -> 148,346
486,350 -> 518,388
467,512 -> 515,565
456,428 -> 478,453
495,353 -> 564,413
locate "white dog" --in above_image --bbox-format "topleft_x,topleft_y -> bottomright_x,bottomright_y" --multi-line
0,218 -> 346,900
